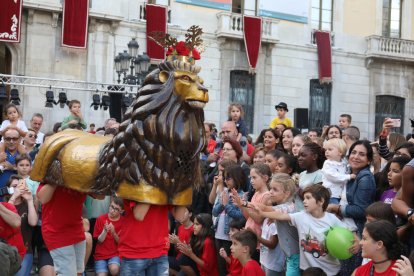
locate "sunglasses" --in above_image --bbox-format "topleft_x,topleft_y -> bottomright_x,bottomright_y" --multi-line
28,133 -> 37,139
4,137 -> 19,142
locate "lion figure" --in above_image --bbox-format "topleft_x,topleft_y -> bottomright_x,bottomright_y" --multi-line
30,59 -> 209,205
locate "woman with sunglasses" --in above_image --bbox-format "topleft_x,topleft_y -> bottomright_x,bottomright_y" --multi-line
23,128 -> 40,161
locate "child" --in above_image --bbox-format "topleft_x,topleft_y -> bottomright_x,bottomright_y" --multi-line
7,175 -> 37,276
276,153 -> 296,175
252,173 -> 300,276
232,163 -> 271,238
93,196 -> 124,276
61,99 -> 87,130
230,231 -> 265,276
169,206 -> 194,275
88,123 -> 96,134
291,134 -> 311,157
297,143 -> 325,210
380,156 -> 411,204
219,219 -> 245,276
264,150 -> 284,175
0,104 -> 28,158
15,154 -> 40,198
177,213 -> 219,276
228,103 -> 247,141
321,138 -> 356,204
258,185 -> 359,275
269,102 -> 292,129
212,165 -> 245,275
0,103 -> 28,137
338,114 -> 351,130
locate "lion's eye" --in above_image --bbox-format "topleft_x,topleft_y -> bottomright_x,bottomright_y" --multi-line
181,75 -> 191,81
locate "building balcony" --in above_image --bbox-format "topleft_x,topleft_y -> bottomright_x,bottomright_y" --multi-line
366,35 -> 414,62
216,12 -> 279,44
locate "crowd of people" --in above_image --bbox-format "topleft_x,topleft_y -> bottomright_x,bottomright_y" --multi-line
1,98 -> 414,276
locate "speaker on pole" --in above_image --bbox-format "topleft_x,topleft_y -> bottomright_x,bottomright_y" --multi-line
294,108 -> 309,129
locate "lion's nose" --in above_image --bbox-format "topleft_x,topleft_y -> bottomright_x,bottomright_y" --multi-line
197,82 -> 208,93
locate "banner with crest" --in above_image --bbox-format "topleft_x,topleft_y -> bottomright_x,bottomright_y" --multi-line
0,0 -> 23,43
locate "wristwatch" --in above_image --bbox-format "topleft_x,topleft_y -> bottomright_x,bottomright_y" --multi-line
407,208 -> 414,219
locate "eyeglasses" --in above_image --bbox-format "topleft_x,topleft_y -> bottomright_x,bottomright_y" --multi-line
4,137 -> 19,142
109,205 -> 122,213
28,133 -> 37,139
222,148 -> 234,152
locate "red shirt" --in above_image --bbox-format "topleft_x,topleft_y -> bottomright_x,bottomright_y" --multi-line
247,143 -> 255,156
242,260 -> 265,276
93,214 -> 124,260
118,201 -> 170,259
176,223 -> 193,258
207,139 -> 217,154
198,237 -> 219,276
226,255 -> 243,276
0,202 -> 25,259
355,260 -> 397,276
39,185 -> 86,251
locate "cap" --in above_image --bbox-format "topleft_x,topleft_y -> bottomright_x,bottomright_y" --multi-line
275,102 -> 288,112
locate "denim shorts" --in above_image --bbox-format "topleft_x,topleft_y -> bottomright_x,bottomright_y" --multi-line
95,256 -> 121,273
120,255 -> 168,276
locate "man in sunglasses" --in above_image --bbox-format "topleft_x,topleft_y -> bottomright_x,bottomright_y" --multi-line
0,129 -> 22,193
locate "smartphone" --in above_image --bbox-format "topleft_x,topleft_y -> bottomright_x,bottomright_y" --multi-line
390,118 -> 401,128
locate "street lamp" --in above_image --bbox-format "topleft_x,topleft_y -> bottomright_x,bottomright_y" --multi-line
114,38 -> 151,85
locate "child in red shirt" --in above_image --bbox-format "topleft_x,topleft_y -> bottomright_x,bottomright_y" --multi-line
169,206 -> 194,274
177,213 -> 219,276
230,231 -> 264,276
219,219 -> 245,276
93,196 -> 124,276
37,184 -> 87,275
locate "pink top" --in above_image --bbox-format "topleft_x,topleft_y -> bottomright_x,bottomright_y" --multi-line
245,191 -> 270,236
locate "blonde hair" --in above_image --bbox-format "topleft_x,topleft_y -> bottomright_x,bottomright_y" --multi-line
271,173 -> 296,201
323,138 -> 347,157
227,103 -> 244,120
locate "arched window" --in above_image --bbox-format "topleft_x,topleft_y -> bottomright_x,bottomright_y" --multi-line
375,95 -> 405,137
229,70 -> 255,134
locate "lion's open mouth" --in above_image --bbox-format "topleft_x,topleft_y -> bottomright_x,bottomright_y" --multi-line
187,100 -> 206,109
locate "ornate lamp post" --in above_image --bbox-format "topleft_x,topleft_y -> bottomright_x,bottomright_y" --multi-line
114,38 -> 151,85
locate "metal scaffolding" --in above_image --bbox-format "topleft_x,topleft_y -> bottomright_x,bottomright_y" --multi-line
0,74 -> 140,94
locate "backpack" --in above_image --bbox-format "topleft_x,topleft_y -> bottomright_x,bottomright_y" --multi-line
0,239 -> 21,275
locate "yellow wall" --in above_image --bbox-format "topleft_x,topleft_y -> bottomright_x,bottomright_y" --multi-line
343,0 -> 376,36
411,3 -> 414,39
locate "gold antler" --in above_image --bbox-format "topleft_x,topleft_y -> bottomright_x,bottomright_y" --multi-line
185,25 -> 203,50
148,31 -> 177,48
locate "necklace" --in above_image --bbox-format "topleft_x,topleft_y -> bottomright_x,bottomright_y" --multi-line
372,259 -> 390,264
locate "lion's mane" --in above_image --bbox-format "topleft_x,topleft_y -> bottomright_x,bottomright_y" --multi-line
92,61 -> 206,197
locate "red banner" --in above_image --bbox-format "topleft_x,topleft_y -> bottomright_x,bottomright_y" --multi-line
315,31 -> 332,83
146,4 -> 167,60
0,0 -> 23,43
243,16 -> 262,73
62,0 -> 89,48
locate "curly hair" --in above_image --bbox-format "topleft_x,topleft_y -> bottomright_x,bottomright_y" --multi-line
302,142 -> 326,169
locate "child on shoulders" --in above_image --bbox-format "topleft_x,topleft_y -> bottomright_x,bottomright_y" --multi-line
269,102 -> 292,129
228,103 -> 247,141
322,138 -> 356,204
61,99 -> 87,130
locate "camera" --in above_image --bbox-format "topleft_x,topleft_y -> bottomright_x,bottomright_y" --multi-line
0,186 -> 14,196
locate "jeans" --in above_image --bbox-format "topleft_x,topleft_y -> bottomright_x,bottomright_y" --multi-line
120,255 -> 169,276
15,252 -> 33,276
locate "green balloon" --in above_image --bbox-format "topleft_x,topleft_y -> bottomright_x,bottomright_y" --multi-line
325,227 -> 354,260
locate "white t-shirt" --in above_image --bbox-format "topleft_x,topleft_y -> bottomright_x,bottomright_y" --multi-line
290,211 -> 346,276
260,218 -> 285,272
0,120 -> 28,133
321,159 -> 350,198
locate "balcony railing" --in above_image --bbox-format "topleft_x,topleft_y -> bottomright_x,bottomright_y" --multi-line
216,12 -> 279,44
366,35 -> 414,61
